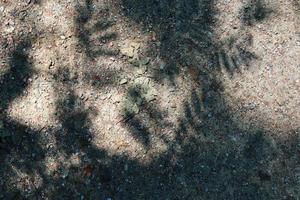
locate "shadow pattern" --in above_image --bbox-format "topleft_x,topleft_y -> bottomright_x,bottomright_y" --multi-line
0,0 -> 300,199
241,0 -> 274,26
75,0 -> 119,58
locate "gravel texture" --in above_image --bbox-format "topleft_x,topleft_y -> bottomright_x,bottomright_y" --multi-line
0,0 -> 300,199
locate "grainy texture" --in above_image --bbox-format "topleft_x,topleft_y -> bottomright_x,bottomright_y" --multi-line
0,0 -> 299,199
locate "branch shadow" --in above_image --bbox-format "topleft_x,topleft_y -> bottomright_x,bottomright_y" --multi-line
241,0 -> 274,26
1,0 -> 300,199
112,0 -> 300,199
120,85 -> 172,149
74,0 -> 119,59
120,0 -> 259,84
0,38 -> 46,198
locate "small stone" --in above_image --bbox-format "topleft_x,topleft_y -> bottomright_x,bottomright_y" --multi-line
137,66 -> 147,75
19,10 -> 27,20
112,93 -> 122,104
145,94 -> 156,102
48,60 -> 54,69
107,93 -> 112,99
266,64 -> 273,71
120,46 -> 135,58
120,40 -> 140,58
144,89 -> 157,102
100,95 -> 107,100
169,87 -> 176,92
5,26 -> 15,34
0,6 -> 4,13
244,102 -> 257,110
119,78 -> 128,85
60,35 -> 66,40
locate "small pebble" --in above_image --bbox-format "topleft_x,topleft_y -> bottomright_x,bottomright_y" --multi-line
119,78 -> 128,85
170,103 -> 176,108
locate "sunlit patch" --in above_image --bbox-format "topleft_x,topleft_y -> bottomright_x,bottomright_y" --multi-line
89,84 -> 151,161
8,76 -> 57,130
212,1 -> 300,133
221,50 -> 300,133
214,0 -> 245,37
222,61 -> 300,132
39,0 -> 74,34
89,71 -> 194,163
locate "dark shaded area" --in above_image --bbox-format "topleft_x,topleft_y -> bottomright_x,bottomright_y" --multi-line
0,37 -> 117,198
121,0 -> 216,82
0,40 -> 34,111
0,39 -> 35,147
0,38 -> 46,198
121,0 -> 258,83
116,0 -> 299,199
0,0 -> 300,199
56,92 -> 93,152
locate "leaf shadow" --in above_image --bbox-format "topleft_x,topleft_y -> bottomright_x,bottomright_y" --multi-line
74,0 -> 119,59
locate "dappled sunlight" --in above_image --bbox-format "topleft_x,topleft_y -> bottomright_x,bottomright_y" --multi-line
0,0 -> 300,199
219,1 -> 300,133
38,0 -> 75,34
7,75 -> 57,130
222,62 -> 300,132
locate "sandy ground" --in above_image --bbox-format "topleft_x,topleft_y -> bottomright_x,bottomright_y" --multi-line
0,0 -> 300,199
